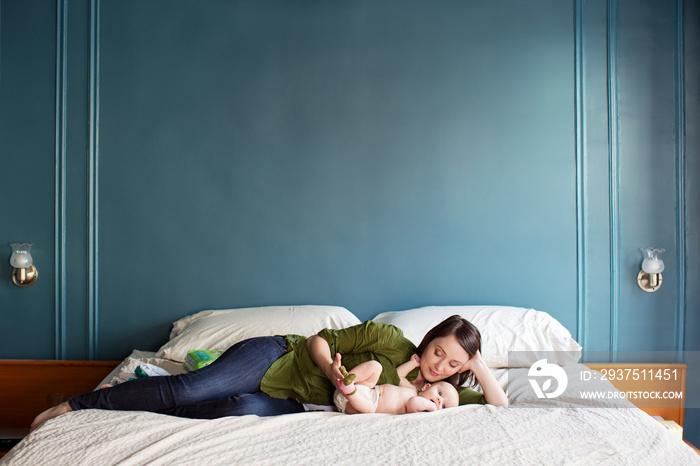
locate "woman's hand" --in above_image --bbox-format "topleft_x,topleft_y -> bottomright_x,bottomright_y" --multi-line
328,353 -> 345,383
459,350 -> 483,373
459,350 -> 509,407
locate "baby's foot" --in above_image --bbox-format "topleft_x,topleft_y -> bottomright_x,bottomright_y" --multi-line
30,401 -> 72,430
337,366 -> 357,396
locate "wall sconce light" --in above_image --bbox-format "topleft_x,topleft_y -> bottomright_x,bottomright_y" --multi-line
9,243 -> 38,288
637,247 -> 664,293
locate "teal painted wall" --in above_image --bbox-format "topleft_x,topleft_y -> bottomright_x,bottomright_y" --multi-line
1,0 -> 698,443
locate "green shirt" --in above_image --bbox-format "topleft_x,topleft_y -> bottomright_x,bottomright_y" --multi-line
259,320 -> 486,406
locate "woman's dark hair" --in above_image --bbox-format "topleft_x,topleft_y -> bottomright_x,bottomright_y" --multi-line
415,315 -> 482,388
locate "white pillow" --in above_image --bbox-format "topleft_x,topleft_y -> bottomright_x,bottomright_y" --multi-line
156,305 -> 361,362
372,306 -> 582,368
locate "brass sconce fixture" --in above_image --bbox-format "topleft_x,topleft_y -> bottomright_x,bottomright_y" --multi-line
637,247 -> 664,293
9,243 -> 38,287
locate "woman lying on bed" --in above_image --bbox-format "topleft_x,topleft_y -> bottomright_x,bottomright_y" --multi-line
31,315 -> 508,429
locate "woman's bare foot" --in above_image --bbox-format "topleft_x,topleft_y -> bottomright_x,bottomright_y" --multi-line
30,401 -> 72,430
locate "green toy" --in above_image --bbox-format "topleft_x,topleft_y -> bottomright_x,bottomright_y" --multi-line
338,365 -> 357,396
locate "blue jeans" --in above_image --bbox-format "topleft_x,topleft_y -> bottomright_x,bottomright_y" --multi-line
69,336 -> 305,419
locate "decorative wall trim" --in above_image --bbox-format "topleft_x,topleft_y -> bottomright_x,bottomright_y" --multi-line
54,0 -> 68,360
674,0 -> 686,354
87,0 -> 101,360
574,0 -> 587,350
607,0 -> 621,361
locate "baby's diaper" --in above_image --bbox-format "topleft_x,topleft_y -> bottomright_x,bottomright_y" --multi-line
333,384 -> 379,414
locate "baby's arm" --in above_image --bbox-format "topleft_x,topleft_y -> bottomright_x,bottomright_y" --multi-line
397,354 -> 420,378
405,395 -> 437,413
396,354 -> 420,388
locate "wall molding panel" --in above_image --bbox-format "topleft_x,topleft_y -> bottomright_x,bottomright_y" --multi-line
606,0 -> 621,361
574,0 -> 587,351
87,0 -> 101,360
674,0 -> 686,354
54,0 -> 68,360
1,0 -> 693,367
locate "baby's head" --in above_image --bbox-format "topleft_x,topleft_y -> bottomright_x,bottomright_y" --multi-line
418,381 -> 459,410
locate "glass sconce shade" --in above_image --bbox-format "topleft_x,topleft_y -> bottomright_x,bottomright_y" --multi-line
9,242 -> 38,287
10,243 -> 33,268
640,247 -> 664,274
637,247 -> 664,292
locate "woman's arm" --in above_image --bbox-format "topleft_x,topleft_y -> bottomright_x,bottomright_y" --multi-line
309,322 -> 415,388
306,334 -> 345,383
463,352 -> 509,407
316,322 -> 414,366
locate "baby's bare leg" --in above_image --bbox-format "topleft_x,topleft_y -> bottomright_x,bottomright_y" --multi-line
347,360 -> 382,388
341,361 -> 382,414
344,387 -> 378,414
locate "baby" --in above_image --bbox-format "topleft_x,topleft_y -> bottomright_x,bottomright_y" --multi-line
333,354 -> 459,414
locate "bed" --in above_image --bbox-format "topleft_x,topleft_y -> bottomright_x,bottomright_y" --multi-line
2,305 -> 699,465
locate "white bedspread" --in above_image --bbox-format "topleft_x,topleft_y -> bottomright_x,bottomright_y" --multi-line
3,364 -> 699,465
3,403 -> 697,465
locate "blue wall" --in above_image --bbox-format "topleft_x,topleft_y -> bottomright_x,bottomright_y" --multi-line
1,0 -> 698,443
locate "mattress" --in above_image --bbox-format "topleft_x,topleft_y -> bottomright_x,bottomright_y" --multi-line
2,355 -> 698,465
